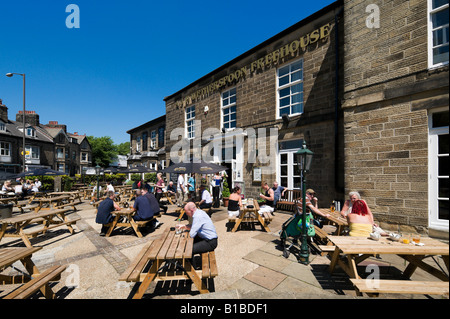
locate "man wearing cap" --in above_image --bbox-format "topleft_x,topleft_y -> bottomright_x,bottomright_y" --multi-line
304,189 -> 330,218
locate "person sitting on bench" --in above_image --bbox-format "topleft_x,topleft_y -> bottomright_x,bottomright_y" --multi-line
198,184 -> 213,210
182,202 -> 218,255
96,191 -> 121,236
131,189 -> 159,228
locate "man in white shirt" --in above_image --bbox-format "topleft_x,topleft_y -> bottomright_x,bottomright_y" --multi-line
198,184 -> 212,209
177,174 -> 185,207
106,182 -> 115,193
182,202 -> 218,255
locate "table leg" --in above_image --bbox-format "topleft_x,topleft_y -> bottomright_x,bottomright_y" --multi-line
133,261 -> 159,299
231,212 -> 245,232
129,218 -> 143,238
400,255 -> 449,282
106,215 -> 120,237
256,213 -> 270,232
0,223 -> 7,244
328,246 -> 340,274
184,259 -> 209,294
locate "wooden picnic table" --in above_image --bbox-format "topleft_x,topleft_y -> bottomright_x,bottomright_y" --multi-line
33,195 -> 71,212
0,208 -> 79,248
47,191 -> 82,203
327,235 -> 449,296
0,247 -> 67,299
101,208 -> 157,238
316,208 -> 348,235
230,199 -> 271,232
1,247 -> 43,285
119,227 -> 213,298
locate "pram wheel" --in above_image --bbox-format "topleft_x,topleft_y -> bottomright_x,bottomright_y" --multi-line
283,249 -> 290,259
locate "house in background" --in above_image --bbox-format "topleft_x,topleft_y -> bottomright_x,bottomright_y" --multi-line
0,99 -> 92,177
126,115 -> 166,171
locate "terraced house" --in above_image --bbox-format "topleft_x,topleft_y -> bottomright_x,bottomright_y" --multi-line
0,99 -> 92,176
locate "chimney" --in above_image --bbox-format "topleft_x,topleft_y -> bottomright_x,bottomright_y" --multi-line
16,110 -> 40,126
44,120 -> 67,132
0,99 -> 8,123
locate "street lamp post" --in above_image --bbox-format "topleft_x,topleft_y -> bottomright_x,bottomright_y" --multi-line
5,72 -> 26,173
296,141 -> 314,265
95,164 -> 101,201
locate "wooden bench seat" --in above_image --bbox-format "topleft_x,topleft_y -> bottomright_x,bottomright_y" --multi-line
276,190 -> 302,212
119,242 -> 153,282
350,279 -> 449,297
201,251 -> 218,279
3,265 -> 67,299
23,217 -> 81,237
313,225 -> 329,245
55,200 -> 82,211
318,244 -> 336,256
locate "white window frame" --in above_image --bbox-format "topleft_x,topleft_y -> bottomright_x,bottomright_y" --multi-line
26,127 -> 36,137
428,0 -> 449,69
136,136 -> 141,152
0,121 -> 6,132
25,145 -> 40,160
276,58 -> 304,119
428,107 -> 449,231
151,130 -> 156,149
221,87 -> 237,131
185,105 -> 196,139
0,141 -> 11,159
56,147 -> 64,159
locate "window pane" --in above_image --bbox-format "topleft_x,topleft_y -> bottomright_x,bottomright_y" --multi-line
291,103 -> 303,114
291,70 -> 302,82
230,121 -> 236,128
281,177 -> 288,187
433,45 -> 449,64
231,105 -> 236,113
223,91 -> 229,98
223,99 -> 229,107
438,156 -> 449,176
433,0 -> 448,9
433,27 -> 449,46
279,107 -> 290,117
439,178 -> 449,198
279,65 -> 290,77
433,111 -> 449,128
224,107 -> 229,115
231,113 -> 236,120
224,115 -> 229,122
224,123 -> 229,129
291,60 -> 302,71
281,166 -> 288,176
280,87 -> 290,97
291,82 -> 303,93
230,87 -> 236,95
438,199 -> 449,220
280,153 -> 287,164
279,76 -> 289,87
432,8 -> 449,28
439,134 -> 449,154
293,177 -> 301,189
280,97 -> 290,107
292,93 -> 302,104
230,96 -> 236,104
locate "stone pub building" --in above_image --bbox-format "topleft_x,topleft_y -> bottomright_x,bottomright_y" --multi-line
163,0 -> 448,236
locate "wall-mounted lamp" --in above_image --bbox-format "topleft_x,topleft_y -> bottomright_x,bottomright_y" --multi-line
204,105 -> 209,116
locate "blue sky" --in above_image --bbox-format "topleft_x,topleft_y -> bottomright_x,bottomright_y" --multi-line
0,0 -> 336,144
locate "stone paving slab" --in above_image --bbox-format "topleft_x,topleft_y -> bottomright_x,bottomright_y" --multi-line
244,266 -> 287,290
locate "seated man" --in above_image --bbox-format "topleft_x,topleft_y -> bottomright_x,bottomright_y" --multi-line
198,184 -> 212,209
95,190 -> 121,236
182,202 -> 218,255
258,182 -> 275,215
142,188 -> 162,227
131,189 -> 159,228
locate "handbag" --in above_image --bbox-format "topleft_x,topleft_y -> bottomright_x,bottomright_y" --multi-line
296,213 -> 316,237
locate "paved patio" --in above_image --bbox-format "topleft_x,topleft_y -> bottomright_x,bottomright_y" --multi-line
0,199 -> 448,300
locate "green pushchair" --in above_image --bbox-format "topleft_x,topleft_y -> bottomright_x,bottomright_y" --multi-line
279,204 -> 316,259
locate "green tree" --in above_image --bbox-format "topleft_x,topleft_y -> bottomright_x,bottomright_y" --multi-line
116,142 -> 130,155
87,136 -> 117,167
